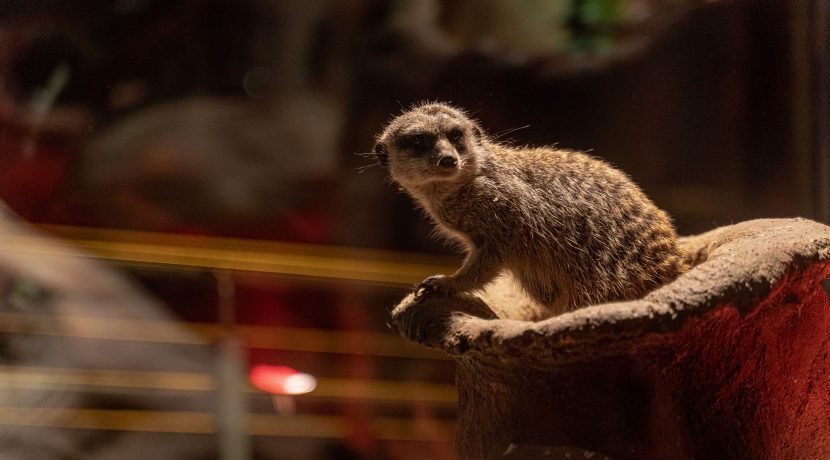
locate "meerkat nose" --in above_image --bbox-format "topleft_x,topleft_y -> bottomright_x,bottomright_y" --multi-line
437,155 -> 458,168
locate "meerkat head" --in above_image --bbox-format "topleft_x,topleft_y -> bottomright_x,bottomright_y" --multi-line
373,102 -> 486,188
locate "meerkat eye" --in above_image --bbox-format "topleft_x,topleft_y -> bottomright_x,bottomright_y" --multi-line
447,128 -> 464,142
401,133 -> 433,151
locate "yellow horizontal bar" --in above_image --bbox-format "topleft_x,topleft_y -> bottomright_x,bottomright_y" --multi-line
0,407 -> 215,434
0,366 -> 212,392
0,407 -> 455,441
0,366 -> 457,405
26,224 -> 459,286
314,377 -> 456,403
0,312 -> 447,360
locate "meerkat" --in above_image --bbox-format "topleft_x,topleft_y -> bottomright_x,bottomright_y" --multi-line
373,102 -> 688,315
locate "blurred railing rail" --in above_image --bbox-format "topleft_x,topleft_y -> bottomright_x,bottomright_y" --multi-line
28,224 -> 458,286
0,407 -> 455,441
0,365 -> 456,404
0,311 -> 446,360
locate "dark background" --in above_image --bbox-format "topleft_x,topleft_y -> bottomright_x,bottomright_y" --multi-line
1,0 -> 828,247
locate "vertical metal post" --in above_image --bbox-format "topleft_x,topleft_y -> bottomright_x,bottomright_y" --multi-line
790,0 -> 814,218
793,0 -> 830,223
215,270 -> 250,460
812,0 -> 830,223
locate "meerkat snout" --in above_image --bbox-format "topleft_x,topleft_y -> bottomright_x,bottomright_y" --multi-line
434,138 -> 459,169
437,155 -> 457,168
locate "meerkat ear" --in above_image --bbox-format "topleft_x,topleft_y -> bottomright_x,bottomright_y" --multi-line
373,142 -> 389,167
471,123 -> 484,141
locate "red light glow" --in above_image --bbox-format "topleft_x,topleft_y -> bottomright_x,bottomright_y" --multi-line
249,365 -> 317,395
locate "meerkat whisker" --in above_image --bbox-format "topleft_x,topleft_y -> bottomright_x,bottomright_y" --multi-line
490,124 -> 531,142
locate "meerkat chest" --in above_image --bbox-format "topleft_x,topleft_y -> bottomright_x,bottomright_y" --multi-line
430,182 -> 501,244
425,196 -> 464,233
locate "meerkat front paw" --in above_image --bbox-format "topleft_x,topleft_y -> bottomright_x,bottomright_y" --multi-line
415,274 -> 457,299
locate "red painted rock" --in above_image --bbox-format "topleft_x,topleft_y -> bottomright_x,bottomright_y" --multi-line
389,218 -> 830,459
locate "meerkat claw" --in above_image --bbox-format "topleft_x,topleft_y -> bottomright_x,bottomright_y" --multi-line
416,274 -> 449,299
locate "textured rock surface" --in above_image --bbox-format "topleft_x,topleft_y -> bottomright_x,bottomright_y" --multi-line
390,218 -> 830,459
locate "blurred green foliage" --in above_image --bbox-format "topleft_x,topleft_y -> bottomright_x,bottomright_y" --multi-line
566,0 -> 626,54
